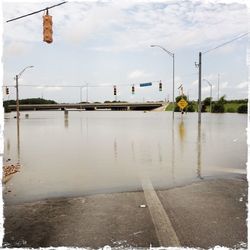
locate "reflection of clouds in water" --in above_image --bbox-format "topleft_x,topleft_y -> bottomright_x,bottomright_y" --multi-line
114,138 -> 117,161
4,111 -> 246,204
158,143 -> 162,163
140,144 -> 152,165
131,141 -> 136,162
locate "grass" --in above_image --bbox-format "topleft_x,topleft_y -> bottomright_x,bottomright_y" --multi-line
224,103 -> 243,113
165,103 -> 174,111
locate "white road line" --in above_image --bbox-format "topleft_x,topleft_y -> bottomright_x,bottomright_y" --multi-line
141,175 -> 180,247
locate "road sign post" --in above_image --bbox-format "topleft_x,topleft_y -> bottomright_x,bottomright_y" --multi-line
177,98 -> 188,114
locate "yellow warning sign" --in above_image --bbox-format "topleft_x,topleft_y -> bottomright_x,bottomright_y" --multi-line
177,98 -> 188,110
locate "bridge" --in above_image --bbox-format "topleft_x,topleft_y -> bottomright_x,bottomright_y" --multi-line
8,102 -> 165,111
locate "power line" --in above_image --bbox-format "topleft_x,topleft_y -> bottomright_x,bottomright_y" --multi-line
6,1 -> 67,23
3,80 -> 162,88
202,32 -> 249,55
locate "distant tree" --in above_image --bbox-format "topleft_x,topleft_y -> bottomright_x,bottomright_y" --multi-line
203,97 -> 212,106
3,98 -> 57,113
237,104 -> 248,114
212,95 -> 226,113
186,101 -> 195,112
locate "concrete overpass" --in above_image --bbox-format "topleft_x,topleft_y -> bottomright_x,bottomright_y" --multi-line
7,102 -> 165,111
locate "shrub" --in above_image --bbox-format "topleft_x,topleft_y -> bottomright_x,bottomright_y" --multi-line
187,103 -> 195,112
212,102 -> 225,113
237,104 -> 248,114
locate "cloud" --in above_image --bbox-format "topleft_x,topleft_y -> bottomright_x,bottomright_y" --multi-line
192,79 -> 198,86
220,81 -> 229,89
4,41 -> 32,57
35,86 -> 62,91
3,1 -> 247,52
236,81 -> 248,89
128,70 -> 152,79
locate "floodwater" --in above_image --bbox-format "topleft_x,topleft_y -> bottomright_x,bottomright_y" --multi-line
3,111 -> 247,204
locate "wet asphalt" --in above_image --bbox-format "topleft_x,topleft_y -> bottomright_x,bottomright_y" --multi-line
3,177 -> 247,249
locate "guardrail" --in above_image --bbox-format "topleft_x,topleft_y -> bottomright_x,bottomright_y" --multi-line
7,102 -> 164,111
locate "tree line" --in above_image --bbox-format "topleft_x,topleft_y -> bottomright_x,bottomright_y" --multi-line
3,98 -> 57,112
175,95 -> 247,114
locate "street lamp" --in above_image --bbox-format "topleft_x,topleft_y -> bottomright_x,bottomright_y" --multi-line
14,65 -> 34,162
150,45 -> 175,118
14,65 -> 34,119
203,79 -> 212,112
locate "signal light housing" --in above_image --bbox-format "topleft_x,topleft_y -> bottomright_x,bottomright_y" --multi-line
132,85 -> 135,94
6,87 -> 9,95
43,12 -> 53,43
113,85 -> 117,96
159,81 -> 162,91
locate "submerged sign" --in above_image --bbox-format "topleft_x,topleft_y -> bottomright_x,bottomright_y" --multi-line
140,82 -> 152,87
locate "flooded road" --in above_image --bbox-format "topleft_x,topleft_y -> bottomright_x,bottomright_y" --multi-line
3,111 -> 247,204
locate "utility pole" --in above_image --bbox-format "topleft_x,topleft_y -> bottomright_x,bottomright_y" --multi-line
172,54 -> 175,119
217,73 -> 220,100
198,52 -> 202,124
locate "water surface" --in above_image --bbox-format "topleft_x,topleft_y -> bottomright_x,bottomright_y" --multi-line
4,111 -> 247,204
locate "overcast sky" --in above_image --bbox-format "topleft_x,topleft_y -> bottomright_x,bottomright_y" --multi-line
2,0 -> 249,103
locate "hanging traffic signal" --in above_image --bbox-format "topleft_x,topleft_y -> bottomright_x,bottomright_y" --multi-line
113,85 -> 117,96
132,85 -> 135,94
43,10 -> 53,43
6,87 -> 9,95
159,81 -> 162,91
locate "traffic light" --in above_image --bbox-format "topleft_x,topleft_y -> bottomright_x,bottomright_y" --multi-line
43,10 -> 53,43
113,85 -> 117,96
6,87 -> 9,95
159,81 -> 162,91
132,85 -> 135,94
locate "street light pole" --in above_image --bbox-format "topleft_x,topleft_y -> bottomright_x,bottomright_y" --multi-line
14,65 -> 34,162
151,45 -> 175,119
15,66 -> 34,118
15,75 -> 19,119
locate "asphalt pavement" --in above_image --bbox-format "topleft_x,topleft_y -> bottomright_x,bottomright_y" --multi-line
3,177 -> 247,249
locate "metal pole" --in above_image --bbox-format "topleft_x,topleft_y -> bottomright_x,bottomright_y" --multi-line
15,75 -> 20,162
217,73 -> 220,100
80,87 -> 82,103
86,83 -> 89,102
15,75 -> 20,119
172,54 -> 175,119
210,85 -> 212,112
198,52 -> 202,124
